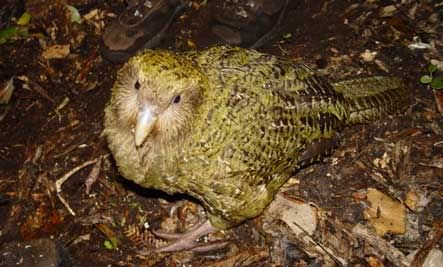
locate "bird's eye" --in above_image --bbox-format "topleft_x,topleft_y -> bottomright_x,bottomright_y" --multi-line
134,80 -> 140,90
172,95 -> 181,104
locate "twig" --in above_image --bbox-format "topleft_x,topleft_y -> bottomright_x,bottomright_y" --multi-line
85,156 -> 103,195
369,171 -> 389,187
55,159 -> 97,193
289,219 -> 346,266
57,193 -> 76,216
29,79 -> 55,104
352,224 -> 409,267
55,159 -> 98,216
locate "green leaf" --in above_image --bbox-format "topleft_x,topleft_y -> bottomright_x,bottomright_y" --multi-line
17,12 -> 31,26
283,33 -> 292,39
431,76 -> 443,90
104,240 -> 114,250
420,75 -> 432,84
16,28 -> 28,37
428,64 -> 438,74
66,5 -> 82,24
0,27 -> 28,44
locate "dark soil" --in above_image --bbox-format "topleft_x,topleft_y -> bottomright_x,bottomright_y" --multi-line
0,0 -> 442,266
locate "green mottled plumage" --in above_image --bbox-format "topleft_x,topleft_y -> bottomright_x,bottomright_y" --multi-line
103,46 -> 408,229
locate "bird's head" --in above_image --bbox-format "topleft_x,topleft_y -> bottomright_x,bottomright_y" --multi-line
111,50 -> 208,147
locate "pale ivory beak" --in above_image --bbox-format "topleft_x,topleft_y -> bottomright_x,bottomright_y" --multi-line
134,105 -> 157,146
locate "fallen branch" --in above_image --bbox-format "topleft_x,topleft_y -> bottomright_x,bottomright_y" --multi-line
352,224 -> 409,267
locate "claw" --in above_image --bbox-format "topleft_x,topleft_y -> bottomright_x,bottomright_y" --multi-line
149,220 -> 230,253
151,219 -> 210,240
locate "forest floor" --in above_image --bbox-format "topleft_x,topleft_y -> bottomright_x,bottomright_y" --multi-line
0,0 -> 442,266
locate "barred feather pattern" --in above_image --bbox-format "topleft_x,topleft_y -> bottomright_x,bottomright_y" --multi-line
104,46 -> 409,229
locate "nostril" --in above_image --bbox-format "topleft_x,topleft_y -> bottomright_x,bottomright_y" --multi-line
134,80 -> 140,90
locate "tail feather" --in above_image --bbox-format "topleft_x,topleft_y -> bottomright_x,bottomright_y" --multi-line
332,76 -> 409,125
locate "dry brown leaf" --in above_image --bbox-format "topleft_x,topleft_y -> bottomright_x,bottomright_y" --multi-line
265,194 -> 317,237
42,44 -> 70,59
364,188 -> 406,236
366,255 -> 385,267
95,223 -> 119,248
405,190 -> 419,211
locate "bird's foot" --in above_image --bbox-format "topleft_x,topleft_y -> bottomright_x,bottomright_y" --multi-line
150,220 -> 230,253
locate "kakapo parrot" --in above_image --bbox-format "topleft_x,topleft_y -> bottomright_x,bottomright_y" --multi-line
103,46 -> 409,252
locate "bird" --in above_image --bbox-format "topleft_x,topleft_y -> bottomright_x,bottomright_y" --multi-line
103,46 -> 409,252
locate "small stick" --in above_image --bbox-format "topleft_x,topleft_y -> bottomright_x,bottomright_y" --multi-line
29,79 -> 55,104
55,159 -> 98,216
55,159 -> 97,193
57,193 -> 76,216
85,156 -> 103,195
